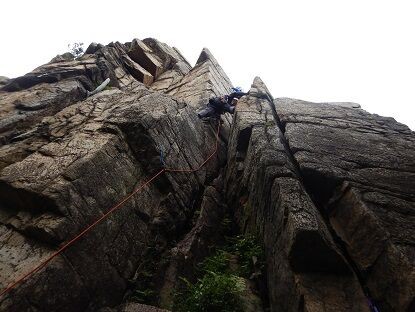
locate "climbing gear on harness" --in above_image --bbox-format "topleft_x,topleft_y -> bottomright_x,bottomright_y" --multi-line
0,123 -> 222,298
157,144 -> 166,167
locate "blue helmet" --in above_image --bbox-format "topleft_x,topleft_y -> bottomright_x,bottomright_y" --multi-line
231,86 -> 242,93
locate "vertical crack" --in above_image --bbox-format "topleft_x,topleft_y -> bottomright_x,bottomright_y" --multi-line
264,94 -> 380,311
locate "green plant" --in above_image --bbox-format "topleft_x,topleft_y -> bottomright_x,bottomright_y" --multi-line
174,234 -> 265,311
131,288 -> 156,303
128,240 -> 163,304
174,273 -> 245,312
200,250 -> 231,274
225,234 -> 264,278
200,234 -> 265,277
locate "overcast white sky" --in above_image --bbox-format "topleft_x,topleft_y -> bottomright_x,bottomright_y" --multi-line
1,0 -> 414,129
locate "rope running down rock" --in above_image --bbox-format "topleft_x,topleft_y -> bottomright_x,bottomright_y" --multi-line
0,122 -> 221,298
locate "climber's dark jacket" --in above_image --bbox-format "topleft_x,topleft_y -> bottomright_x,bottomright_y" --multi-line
198,96 -> 235,119
208,97 -> 227,111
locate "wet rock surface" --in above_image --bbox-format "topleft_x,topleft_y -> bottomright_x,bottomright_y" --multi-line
0,37 -> 414,312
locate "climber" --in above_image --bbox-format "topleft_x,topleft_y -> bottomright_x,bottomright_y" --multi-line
197,87 -> 247,120
197,95 -> 237,120
227,86 -> 247,104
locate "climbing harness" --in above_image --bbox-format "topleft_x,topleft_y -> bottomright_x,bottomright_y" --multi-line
0,123 -> 221,298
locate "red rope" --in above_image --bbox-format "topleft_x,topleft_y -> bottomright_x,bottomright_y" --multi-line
0,122 -> 221,298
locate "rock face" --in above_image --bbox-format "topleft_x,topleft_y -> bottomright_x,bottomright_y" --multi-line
165,48 -> 232,109
0,38 -> 230,311
225,78 -> 415,312
276,97 -> 415,311
0,76 -> 10,87
159,175 -> 228,307
0,38 -> 414,312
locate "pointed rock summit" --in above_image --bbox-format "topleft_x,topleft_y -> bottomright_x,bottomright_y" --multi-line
164,47 -> 233,109
195,47 -> 217,65
248,76 -> 273,99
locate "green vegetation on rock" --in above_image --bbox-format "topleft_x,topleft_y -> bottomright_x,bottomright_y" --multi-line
175,273 -> 245,312
174,234 -> 264,312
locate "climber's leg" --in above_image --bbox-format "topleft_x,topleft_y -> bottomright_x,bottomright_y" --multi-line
223,103 -> 235,114
197,106 -> 216,119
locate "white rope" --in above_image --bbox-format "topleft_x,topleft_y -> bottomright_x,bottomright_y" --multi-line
87,78 -> 111,97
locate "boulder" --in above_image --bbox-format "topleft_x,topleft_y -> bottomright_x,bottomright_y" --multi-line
121,54 -> 154,86
128,39 -> 163,79
144,38 -> 192,93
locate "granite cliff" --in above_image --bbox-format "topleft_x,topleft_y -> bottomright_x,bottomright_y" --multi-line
0,38 -> 413,312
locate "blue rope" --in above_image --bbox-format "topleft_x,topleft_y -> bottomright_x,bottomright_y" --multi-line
367,298 -> 380,312
158,144 -> 166,167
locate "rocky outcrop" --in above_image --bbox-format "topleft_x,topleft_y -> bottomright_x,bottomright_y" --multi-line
0,36 -> 414,312
0,38 -> 232,311
0,89 -> 223,311
225,78 -> 369,311
144,38 -> 192,93
225,77 -> 415,312
276,96 -> 415,311
0,39 -> 193,146
166,48 -> 232,110
0,76 -> 10,87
